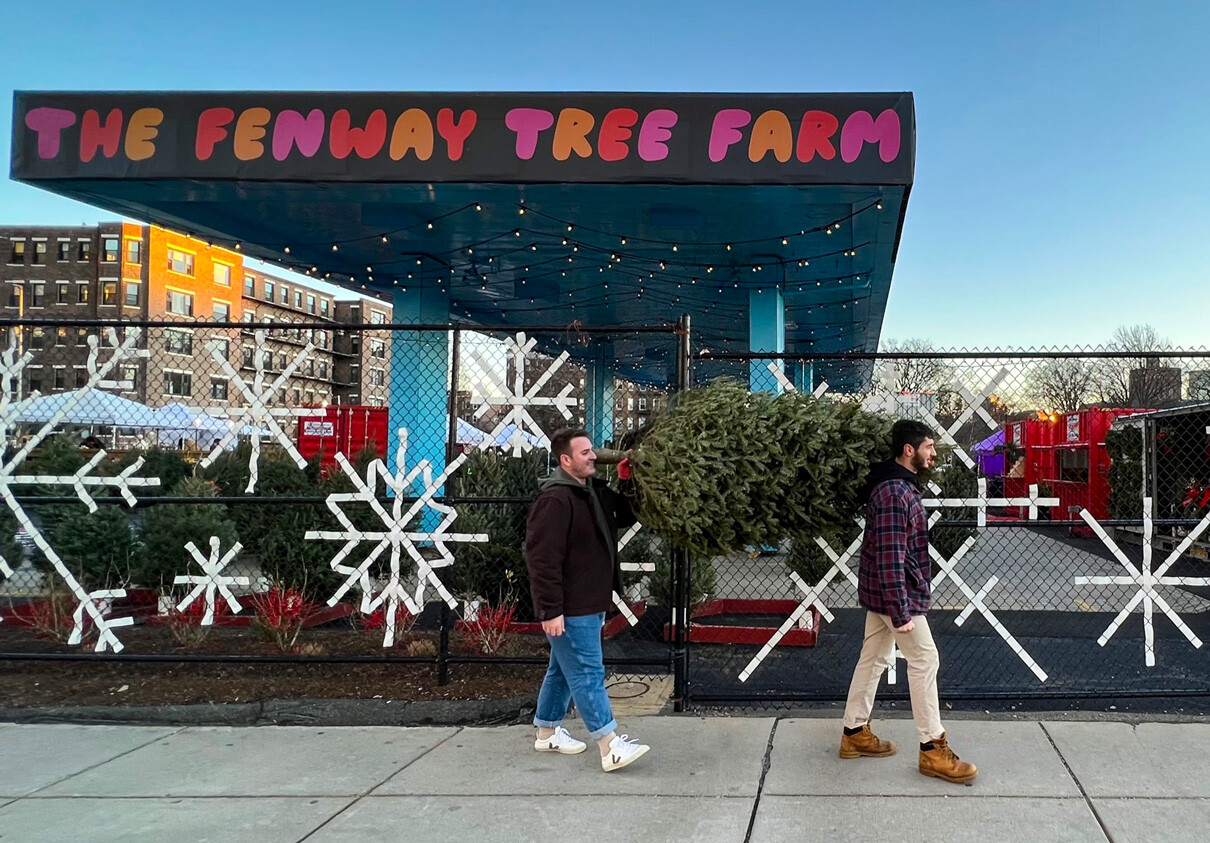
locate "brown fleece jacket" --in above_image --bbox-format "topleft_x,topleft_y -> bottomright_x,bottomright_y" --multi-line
524,468 -> 638,621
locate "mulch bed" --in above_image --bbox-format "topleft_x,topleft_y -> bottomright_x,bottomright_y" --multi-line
0,625 -> 548,707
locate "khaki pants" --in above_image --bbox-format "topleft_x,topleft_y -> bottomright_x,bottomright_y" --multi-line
842,612 -> 944,744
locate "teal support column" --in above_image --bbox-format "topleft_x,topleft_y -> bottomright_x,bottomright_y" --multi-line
748,287 -> 786,393
585,344 -> 615,446
389,285 -> 450,486
792,360 -> 814,393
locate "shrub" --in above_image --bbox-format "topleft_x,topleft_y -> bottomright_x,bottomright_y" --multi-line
647,552 -> 716,611
134,477 -> 239,589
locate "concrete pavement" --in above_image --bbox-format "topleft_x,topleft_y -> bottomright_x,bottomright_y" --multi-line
1,715 -> 1207,841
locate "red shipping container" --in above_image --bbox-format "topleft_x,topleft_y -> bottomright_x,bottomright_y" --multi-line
1003,416 -> 1058,517
296,405 -> 389,473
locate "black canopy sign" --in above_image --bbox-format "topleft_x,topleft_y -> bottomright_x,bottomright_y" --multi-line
12,92 -> 914,186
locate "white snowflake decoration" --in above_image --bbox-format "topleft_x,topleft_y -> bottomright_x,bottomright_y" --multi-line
0,328 -> 159,650
763,361 -> 829,398
306,429 -> 488,647
174,537 -> 249,625
1075,498 -> 1210,667
199,329 -> 313,492
470,332 -> 576,455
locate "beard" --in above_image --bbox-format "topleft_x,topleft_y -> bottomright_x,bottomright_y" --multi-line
911,451 -> 931,473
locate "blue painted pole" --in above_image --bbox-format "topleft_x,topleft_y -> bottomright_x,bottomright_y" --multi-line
389,284 -> 450,487
585,344 -> 615,446
748,286 -> 786,394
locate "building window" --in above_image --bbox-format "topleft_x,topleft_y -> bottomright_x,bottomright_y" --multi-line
283,354 -> 292,371
54,368 -> 67,390
319,361 -> 328,378
261,351 -> 272,370
370,339 -> 386,359
243,274 -> 255,296
101,281 -> 118,305
242,311 -> 255,324
57,241 -> 70,262
639,397 -> 647,411
306,294 -> 316,314
76,329 -> 89,346
77,241 -> 91,261
57,283 -> 71,305
29,283 -> 45,307
31,242 -> 47,265
306,359 -> 315,376
164,370 -> 192,397
317,330 -> 328,349
167,248 -> 194,276
211,378 -> 228,400
166,289 -> 194,316
242,347 -> 255,367
280,285 -> 289,304
213,262 -> 231,287
9,241 -> 25,264
627,418 -> 634,430
124,282 -> 139,307
320,299 -> 330,317
6,285 -> 17,308
29,327 -> 45,349
102,237 -> 119,262
213,301 -> 230,322
54,328 -> 68,347
370,368 -> 385,386
211,338 -> 230,359
125,239 -> 142,264
292,388 -> 301,404
165,329 -> 193,355
78,284 -> 90,304
627,397 -> 634,410
370,310 -> 386,325
264,281 -> 274,302
294,290 -> 302,308
75,368 -> 88,388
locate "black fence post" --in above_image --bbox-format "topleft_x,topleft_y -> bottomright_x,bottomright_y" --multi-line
437,325 -> 462,686
672,314 -> 692,711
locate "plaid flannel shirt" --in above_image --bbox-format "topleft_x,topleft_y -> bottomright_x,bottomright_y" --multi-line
857,477 -> 931,627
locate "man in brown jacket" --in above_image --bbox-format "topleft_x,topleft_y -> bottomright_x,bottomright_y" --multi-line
525,428 -> 651,772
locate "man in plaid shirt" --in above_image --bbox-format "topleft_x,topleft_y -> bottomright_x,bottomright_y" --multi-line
839,420 -> 978,785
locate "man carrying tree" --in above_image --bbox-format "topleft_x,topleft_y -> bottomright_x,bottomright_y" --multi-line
839,419 -> 978,785
525,428 -> 651,772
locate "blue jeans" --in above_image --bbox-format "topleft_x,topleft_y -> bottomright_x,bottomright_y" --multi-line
533,612 -> 618,740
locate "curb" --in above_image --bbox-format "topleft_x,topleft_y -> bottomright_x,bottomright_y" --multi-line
0,696 -> 537,728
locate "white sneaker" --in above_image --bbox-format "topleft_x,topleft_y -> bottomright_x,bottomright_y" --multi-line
601,734 -> 650,771
534,726 -> 587,755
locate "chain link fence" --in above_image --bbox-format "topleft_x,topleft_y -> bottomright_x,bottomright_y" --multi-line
2,318 -> 1209,710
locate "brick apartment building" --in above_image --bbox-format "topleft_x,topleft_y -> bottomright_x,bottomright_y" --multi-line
1,224 -> 391,413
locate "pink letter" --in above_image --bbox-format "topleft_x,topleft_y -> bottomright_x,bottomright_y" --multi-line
708,109 -> 751,162
505,108 -> 554,160
638,109 -> 678,161
273,109 -> 326,160
25,107 -> 77,159
840,109 -> 901,163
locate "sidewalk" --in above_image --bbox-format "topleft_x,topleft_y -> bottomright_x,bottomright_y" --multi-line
1,715 -> 1207,841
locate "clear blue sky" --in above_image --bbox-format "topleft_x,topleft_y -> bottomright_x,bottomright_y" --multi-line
3,0 -> 1207,349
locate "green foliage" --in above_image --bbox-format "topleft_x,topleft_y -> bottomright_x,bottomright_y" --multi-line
133,477 -> 239,589
49,505 -> 138,589
926,459 -> 979,561
1106,427 -> 1145,520
202,445 -> 338,601
117,447 -> 192,496
450,449 -> 545,619
647,552 -> 716,610
633,381 -> 893,556
786,521 -> 863,586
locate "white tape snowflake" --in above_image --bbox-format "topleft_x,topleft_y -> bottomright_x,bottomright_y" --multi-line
739,522 -> 862,682
764,361 -> 829,398
199,329 -> 313,492
306,429 -> 488,647
174,537 -> 249,625
1075,498 -> 1210,666
470,332 -> 575,455
0,328 -> 159,650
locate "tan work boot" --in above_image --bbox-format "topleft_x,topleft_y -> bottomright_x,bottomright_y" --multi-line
918,732 -> 978,784
839,722 -> 898,759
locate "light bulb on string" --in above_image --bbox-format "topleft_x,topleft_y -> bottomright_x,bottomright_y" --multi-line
381,235 -> 389,243
474,203 -> 482,211
331,244 -> 339,252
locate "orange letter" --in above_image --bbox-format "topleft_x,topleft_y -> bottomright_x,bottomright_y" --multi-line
234,107 -> 271,161
80,108 -> 123,163
552,108 -> 595,161
748,110 -> 793,163
125,108 -> 163,162
389,108 -> 434,161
